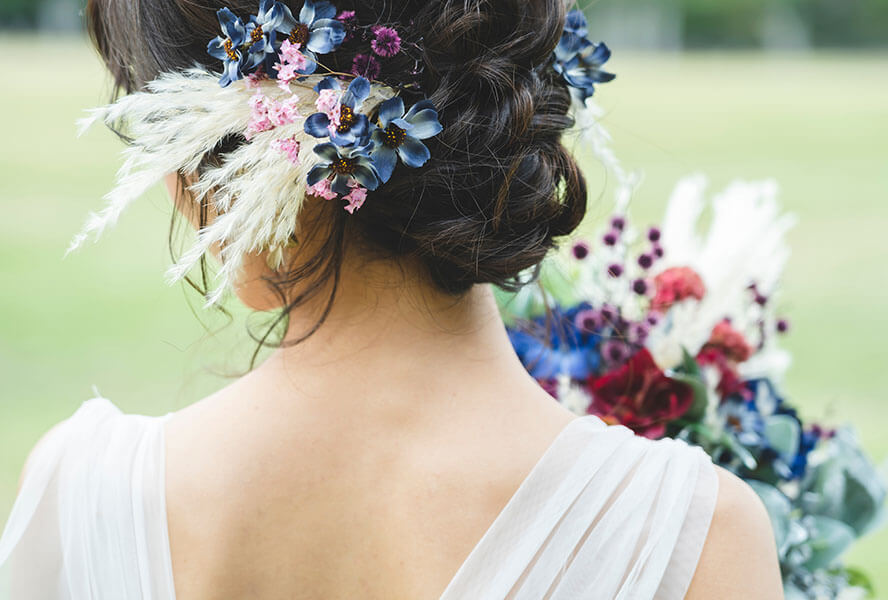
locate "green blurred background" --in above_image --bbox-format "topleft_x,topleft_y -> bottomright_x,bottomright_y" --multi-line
1,0 -> 887,594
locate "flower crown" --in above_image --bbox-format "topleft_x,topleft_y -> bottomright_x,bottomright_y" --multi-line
206,0 -> 615,213
71,1 -> 615,305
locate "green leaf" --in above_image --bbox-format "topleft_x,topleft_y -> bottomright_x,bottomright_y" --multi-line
763,414 -> 800,457
666,348 -> 709,422
802,516 -> 856,571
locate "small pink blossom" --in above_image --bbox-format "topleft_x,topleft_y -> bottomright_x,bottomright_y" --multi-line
246,92 -> 274,139
308,179 -> 338,200
272,137 -> 302,166
315,88 -> 342,128
267,96 -> 302,127
274,39 -> 310,88
245,68 -> 268,90
343,183 -> 368,214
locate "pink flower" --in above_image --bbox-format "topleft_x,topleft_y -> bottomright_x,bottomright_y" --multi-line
272,137 -> 301,166
370,26 -> 401,58
703,320 -> 754,363
343,184 -> 368,213
351,53 -> 381,80
315,88 -> 341,128
307,179 -> 338,200
267,96 -> 302,127
652,266 -> 706,310
246,92 -> 274,139
274,39 -> 310,88
245,69 -> 268,90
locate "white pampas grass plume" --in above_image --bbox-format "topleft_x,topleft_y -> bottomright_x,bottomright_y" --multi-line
67,69 -> 394,306
647,175 -> 797,375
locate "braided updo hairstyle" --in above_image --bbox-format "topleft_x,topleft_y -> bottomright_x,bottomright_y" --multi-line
87,0 -> 588,345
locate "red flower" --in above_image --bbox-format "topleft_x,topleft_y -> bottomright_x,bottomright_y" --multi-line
703,320 -> 753,363
586,348 -> 694,439
652,267 -> 706,310
697,348 -> 752,401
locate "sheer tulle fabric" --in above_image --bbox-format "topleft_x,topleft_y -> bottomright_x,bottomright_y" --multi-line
0,398 -> 717,599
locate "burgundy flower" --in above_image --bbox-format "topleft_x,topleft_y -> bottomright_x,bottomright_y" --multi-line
351,53 -> 381,79
651,266 -> 705,310
371,26 -> 402,57
697,348 -> 751,401
586,348 -> 694,439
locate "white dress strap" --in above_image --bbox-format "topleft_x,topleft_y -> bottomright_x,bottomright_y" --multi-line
439,416 -> 718,600
0,398 -> 176,599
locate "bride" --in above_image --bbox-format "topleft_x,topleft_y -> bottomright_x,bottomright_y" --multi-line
0,0 -> 783,597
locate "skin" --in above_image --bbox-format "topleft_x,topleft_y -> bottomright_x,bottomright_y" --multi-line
18,174 -> 784,599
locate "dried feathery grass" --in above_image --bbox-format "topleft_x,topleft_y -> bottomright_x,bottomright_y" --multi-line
69,69 -> 394,306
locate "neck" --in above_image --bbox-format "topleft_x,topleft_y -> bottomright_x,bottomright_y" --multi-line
253,256 -> 543,422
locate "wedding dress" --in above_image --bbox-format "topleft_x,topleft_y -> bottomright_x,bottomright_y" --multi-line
0,396 -> 718,599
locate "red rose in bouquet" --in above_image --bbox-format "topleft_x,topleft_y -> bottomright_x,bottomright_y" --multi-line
651,267 -> 706,310
586,348 -> 694,439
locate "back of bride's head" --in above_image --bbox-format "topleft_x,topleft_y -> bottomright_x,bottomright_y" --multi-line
84,0 -> 588,316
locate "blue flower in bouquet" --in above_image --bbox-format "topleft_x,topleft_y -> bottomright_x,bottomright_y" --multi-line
553,10 -> 615,102
508,305 -> 601,380
307,140 -> 379,196
208,8 -> 268,87
305,77 -> 372,147
370,97 -> 443,183
719,399 -> 766,448
272,0 -> 346,75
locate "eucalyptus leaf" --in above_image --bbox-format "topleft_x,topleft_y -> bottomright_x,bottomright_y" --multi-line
764,414 -> 800,457
803,516 -> 856,571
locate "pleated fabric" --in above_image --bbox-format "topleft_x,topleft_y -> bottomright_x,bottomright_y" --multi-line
0,398 -> 717,600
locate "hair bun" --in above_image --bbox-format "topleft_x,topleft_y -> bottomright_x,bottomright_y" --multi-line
353,0 -> 588,294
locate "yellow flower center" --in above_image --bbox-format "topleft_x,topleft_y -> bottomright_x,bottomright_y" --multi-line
383,124 -> 407,148
337,106 -> 357,133
289,23 -> 310,46
223,39 -> 238,61
331,156 -> 358,175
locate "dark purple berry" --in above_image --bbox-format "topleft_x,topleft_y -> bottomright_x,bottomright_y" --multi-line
603,231 -> 618,246
777,319 -> 790,334
755,294 -> 768,306
653,244 -> 664,258
648,227 -> 661,242
607,264 -> 624,278
632,278 -> 648,295
572,241 -> 590,260
638,254 -> 654,269
611,216 -> 626,231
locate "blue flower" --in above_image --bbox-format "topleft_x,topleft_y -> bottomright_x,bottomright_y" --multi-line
273,0 -> 346,75
249,0 -> 289,73
508,304 -> 601,380
304,77 -> 372,147
553,10 -> 615,103
369,97 -> 443,183
720,399 -> 766,448
307,141 -> 380,196
207,8 -> 266,87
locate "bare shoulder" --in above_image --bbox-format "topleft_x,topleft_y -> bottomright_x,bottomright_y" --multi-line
685,465 -> 784,599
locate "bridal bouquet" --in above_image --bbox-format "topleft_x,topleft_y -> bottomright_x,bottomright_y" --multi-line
499,172 -> 886,599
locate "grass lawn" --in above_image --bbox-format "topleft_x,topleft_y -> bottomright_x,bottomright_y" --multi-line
1,36 -> 886,593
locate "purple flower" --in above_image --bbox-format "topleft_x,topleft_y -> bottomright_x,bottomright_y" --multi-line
352,53 -> 381,79
633,278 -> 649,295
600,339 -> 633,366
603,231 -> 618,246
371,26 -> 402,57
638,253 -> 654,269
607,264 -> 623,278
648,227 -> 661,242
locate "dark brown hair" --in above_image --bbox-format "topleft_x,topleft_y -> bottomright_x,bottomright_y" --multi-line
86,0 -> 588,354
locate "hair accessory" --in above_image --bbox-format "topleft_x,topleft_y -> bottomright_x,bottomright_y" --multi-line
553,9 -> 615,103
70,2 -> 614,307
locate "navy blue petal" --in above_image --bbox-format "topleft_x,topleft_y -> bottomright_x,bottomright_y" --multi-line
307,24 -> 343,54
275,3 -> 298,34
313,143 -> 340,162
329,129 -> 357,147
314,76 -> 341,93
307,165 -> 332,186
371,146 -> 398,183
342,77 -> 370,109
217,8 -> 245,46
377,97 -> 405,128
564,10 -> 588,36
331,174 -> 351,196
207,37 -> 229,60
404,108 -> 442,139
304,113 -> 332,138
352,164 -> 380,191
311,1 -> 337,21
299,0 -> 317,24
397,136 -> 431,168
